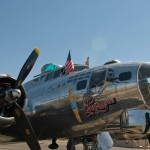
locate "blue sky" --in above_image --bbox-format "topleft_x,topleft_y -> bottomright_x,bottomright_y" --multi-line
1,0 -> 150,82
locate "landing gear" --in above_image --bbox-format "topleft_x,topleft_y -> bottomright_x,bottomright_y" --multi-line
48,138 -> 59,149
81,136 -> 92,150
66,138 -> 76,150
82,138 -> 89,150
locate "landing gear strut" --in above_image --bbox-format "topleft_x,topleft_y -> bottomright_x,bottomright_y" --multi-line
48,138 -> 59,149
66,138 -> 76,150
83,138 -> 89,150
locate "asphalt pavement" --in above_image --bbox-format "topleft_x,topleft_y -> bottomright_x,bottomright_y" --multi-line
0,140 -> 146,150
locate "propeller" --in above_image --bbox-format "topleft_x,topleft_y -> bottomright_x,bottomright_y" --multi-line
12,102 -> 41,150
15,48 -> 40,88
0,48 -> 41,150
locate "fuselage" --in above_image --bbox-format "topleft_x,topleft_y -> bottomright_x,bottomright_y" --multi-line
22,61 -> 150,139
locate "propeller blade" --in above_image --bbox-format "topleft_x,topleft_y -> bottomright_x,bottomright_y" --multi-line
12,102 -> 41,150
15,48 -> 40,88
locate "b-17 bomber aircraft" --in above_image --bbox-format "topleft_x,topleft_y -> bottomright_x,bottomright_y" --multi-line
0,48 -> 150,150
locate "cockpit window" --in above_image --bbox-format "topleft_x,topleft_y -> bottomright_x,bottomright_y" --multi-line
53,70 -> 61,78
41,63 -> 61,73
90,70 -> 106,88
45,72 -> 54,81
53,68 -> 65,79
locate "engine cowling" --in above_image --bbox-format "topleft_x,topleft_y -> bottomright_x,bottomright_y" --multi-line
0,74 -> 27,127
120,108 -> 150,134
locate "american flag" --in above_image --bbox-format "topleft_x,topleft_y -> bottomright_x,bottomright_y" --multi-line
65,51 -> 74,75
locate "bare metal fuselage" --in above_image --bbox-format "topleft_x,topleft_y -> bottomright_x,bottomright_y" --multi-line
21,62 -> 150,140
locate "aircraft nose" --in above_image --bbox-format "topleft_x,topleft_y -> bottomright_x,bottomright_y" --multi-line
138,63 -> 150,106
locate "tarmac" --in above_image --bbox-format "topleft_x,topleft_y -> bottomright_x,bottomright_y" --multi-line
0,140 -> 147,150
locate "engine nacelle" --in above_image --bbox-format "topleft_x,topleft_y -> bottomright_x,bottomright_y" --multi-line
121,108 -> 150,134
0,74 -> 27,127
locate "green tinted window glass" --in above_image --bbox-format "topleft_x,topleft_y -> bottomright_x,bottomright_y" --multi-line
45,64 -> 59,71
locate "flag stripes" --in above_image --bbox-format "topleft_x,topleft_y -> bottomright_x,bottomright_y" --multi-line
65,51 -> 74,75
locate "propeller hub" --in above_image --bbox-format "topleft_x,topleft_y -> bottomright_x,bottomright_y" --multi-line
5,89 -> 21,102
11,89 -> 21,98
